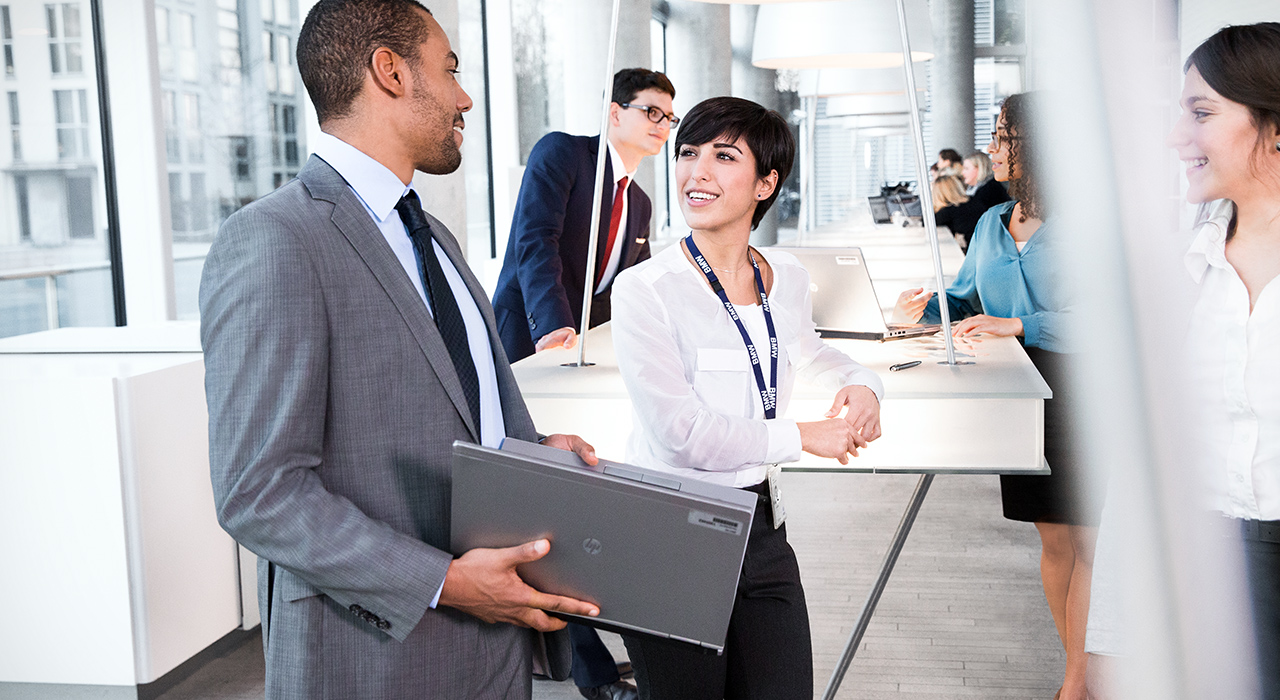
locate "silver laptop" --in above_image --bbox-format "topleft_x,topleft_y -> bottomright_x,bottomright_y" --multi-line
450,439 -> 757,653
769,246 -> 942,341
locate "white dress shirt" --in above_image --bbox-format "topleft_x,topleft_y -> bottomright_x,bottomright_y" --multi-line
612,243 -> 885,487
595,142 -> 638,294
312,132 -> 506,450
1185,199 -> 1280,520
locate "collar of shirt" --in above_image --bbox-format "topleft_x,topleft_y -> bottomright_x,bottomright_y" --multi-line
1184,199 -> 1235,284
606,140 -> 638,188
312,131 -> 414,223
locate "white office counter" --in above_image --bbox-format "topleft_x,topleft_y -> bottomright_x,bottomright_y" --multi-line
512,324 -> 1049,475
0,324 -> 247,694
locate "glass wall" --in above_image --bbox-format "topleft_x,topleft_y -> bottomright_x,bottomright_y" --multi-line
0,0 -> 113,339
157,0 -> 307,319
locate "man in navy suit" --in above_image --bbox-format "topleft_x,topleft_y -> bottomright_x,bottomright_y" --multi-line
492,68 -> 675,700
493,68 -> 676,364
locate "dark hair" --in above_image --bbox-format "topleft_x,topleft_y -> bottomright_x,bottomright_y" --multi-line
675,97 -> 795,230
937,148 -> 963,165
1185,23 -> 1280,163
999,92 -> 1046,222
612,68 -> 676,105
297,0 -> 432,124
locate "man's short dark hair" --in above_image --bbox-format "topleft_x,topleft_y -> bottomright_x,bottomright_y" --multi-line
674,96 -> 795,230
937,148 -> 963,165
297,0 -> 433,124
611,68 -> 676,105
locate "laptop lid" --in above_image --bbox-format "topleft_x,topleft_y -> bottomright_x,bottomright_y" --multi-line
767,246 -> 941,341
450,439 -> 757,652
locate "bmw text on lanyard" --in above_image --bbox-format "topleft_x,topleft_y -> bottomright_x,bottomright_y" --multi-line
684,234 -> 779,420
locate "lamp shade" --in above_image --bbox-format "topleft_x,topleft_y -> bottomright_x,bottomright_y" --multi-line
823,94 -> 920,116
752,0 -> 933,70
797,65 -> 927,98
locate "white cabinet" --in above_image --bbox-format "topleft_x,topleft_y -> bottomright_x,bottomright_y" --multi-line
0,325 -> 243,689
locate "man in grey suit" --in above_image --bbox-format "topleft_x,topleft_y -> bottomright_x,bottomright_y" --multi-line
199,1 -> 599,697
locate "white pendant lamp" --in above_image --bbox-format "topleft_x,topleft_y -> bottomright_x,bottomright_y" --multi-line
752,0 -> 933,70
797,65 -> 927,98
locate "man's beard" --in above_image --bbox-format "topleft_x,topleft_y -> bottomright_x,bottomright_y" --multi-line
411,85 -> 464,175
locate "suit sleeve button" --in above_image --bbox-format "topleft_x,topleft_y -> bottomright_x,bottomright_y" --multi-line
349,604 -> 364,614
377,620 -> 391,630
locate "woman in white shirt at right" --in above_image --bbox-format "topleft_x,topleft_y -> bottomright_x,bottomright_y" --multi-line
1087,22 -> 1280,699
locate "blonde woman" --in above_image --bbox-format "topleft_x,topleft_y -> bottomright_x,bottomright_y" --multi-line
932,174 -> 969,212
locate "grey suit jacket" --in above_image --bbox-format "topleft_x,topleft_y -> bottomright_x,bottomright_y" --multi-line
200,156 -> 564,699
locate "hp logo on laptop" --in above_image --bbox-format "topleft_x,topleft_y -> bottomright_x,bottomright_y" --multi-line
582,538 -> 603,555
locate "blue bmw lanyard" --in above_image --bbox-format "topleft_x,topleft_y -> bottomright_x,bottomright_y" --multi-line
684,234 -> 779,419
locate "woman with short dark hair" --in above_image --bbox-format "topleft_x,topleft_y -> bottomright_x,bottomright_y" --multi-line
611,96 -> 885,699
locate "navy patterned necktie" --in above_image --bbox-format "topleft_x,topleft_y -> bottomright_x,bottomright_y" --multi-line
394,191 -> 481,436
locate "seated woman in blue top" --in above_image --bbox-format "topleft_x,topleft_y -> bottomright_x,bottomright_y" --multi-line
893,91 -> 1101,700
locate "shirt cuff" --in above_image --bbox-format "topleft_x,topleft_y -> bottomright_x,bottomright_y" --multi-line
429,569 -> 446,609
765,419 -> 803,464
1019,313 -> 1040,347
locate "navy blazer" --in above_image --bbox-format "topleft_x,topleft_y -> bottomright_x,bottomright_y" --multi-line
493,132 -> 652,362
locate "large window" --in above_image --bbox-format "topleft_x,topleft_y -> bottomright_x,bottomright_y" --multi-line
0,0 -> 113,339
156,0 -> 307,318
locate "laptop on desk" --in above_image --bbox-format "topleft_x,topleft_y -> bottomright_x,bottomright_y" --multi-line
450,439 -> 756,653
768,246 -> 943,342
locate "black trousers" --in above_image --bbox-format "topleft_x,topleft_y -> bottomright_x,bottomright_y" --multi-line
622,488 -> 812,700
1244,535 -> 1280,699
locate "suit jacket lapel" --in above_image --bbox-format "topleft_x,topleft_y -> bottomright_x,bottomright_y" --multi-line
299,157 -> 480,442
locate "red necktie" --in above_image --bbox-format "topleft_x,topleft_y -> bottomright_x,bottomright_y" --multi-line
598,176 -> 629,281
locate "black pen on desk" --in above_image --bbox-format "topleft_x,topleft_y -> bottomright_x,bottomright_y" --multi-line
889,360 -> 922,372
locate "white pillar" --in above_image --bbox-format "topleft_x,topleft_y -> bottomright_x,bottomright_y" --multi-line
103,0 -> 176,324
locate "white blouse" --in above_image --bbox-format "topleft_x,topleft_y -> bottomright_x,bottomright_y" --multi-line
611,243 -> 885,487
1185,200 -> 1280,520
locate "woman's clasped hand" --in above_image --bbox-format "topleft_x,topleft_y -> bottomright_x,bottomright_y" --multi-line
798,384 -> 882,464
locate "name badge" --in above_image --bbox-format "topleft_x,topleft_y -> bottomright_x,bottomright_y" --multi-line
766,464 -> 786,529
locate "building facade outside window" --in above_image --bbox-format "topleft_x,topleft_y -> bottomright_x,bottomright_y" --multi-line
0,0 -> 112,339
159,0 -> 308,318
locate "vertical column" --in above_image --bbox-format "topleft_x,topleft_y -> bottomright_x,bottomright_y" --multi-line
561,0 -> 651,136
665,0 -> 731,114
730,3 -> 778,245
928,0 -> 974,157
663,0 -> 731,235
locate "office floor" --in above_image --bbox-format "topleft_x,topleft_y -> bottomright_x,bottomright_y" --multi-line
154,472 -> 1064,700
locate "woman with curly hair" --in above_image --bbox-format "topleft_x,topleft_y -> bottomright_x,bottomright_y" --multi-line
893,91 -> 1100,700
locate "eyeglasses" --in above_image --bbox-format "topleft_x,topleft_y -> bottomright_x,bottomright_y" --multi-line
620,103 -> 680,128
989,130 -> 1021,150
